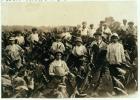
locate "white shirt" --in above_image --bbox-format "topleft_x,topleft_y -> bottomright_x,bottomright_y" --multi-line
106,42 -> 126,64
88,28 -> 96,37
15,36 -> 25,45
80,28 -> 89,36
49,60 -> 69,76
29,33 -> 39,43
120,24 -> 128,31
72,45 -> 87,56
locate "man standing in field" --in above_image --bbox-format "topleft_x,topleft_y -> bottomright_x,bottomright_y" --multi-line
127,21 -> 137,36
88,24 -> 96,38
80,21 -> 89,36
28,28 -> 39,45
5,37 -> 24,69
15,31 -> 25,47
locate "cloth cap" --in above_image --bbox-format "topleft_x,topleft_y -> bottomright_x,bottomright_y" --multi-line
128,21 -> 134,25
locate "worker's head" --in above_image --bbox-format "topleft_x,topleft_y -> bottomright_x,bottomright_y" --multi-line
55,50 -> 63,60
32,28 -> 37,33
111,33 -> 119,43
123,19 -> 127,25
75,37 -> 83,46
82,21 -> 87,29
128,21 -> 134,28
9,37 -> 15,45
99,20 -> 105,26
55,35 -> 62,42
90,24 -> 94,29
103,23 -> 108,28
94,32 -> 102,41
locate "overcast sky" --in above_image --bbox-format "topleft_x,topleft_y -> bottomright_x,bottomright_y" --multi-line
1,1 -> 137,27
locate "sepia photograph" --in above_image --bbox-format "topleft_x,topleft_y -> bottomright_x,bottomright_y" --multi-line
1,0 -> 138,98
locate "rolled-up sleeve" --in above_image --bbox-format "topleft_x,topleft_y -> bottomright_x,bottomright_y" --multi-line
63,62 -> 69,73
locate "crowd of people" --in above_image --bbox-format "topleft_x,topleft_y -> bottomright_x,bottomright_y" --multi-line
1,19 -> 138,98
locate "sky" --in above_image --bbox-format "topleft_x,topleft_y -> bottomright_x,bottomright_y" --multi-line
1,0 -> 137,27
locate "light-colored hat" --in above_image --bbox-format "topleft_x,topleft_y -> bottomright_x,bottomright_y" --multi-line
111,33 -> 119,38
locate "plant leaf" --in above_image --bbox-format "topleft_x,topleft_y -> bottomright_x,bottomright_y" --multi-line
114,87 -> 128,95
113,76 -> 124,89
